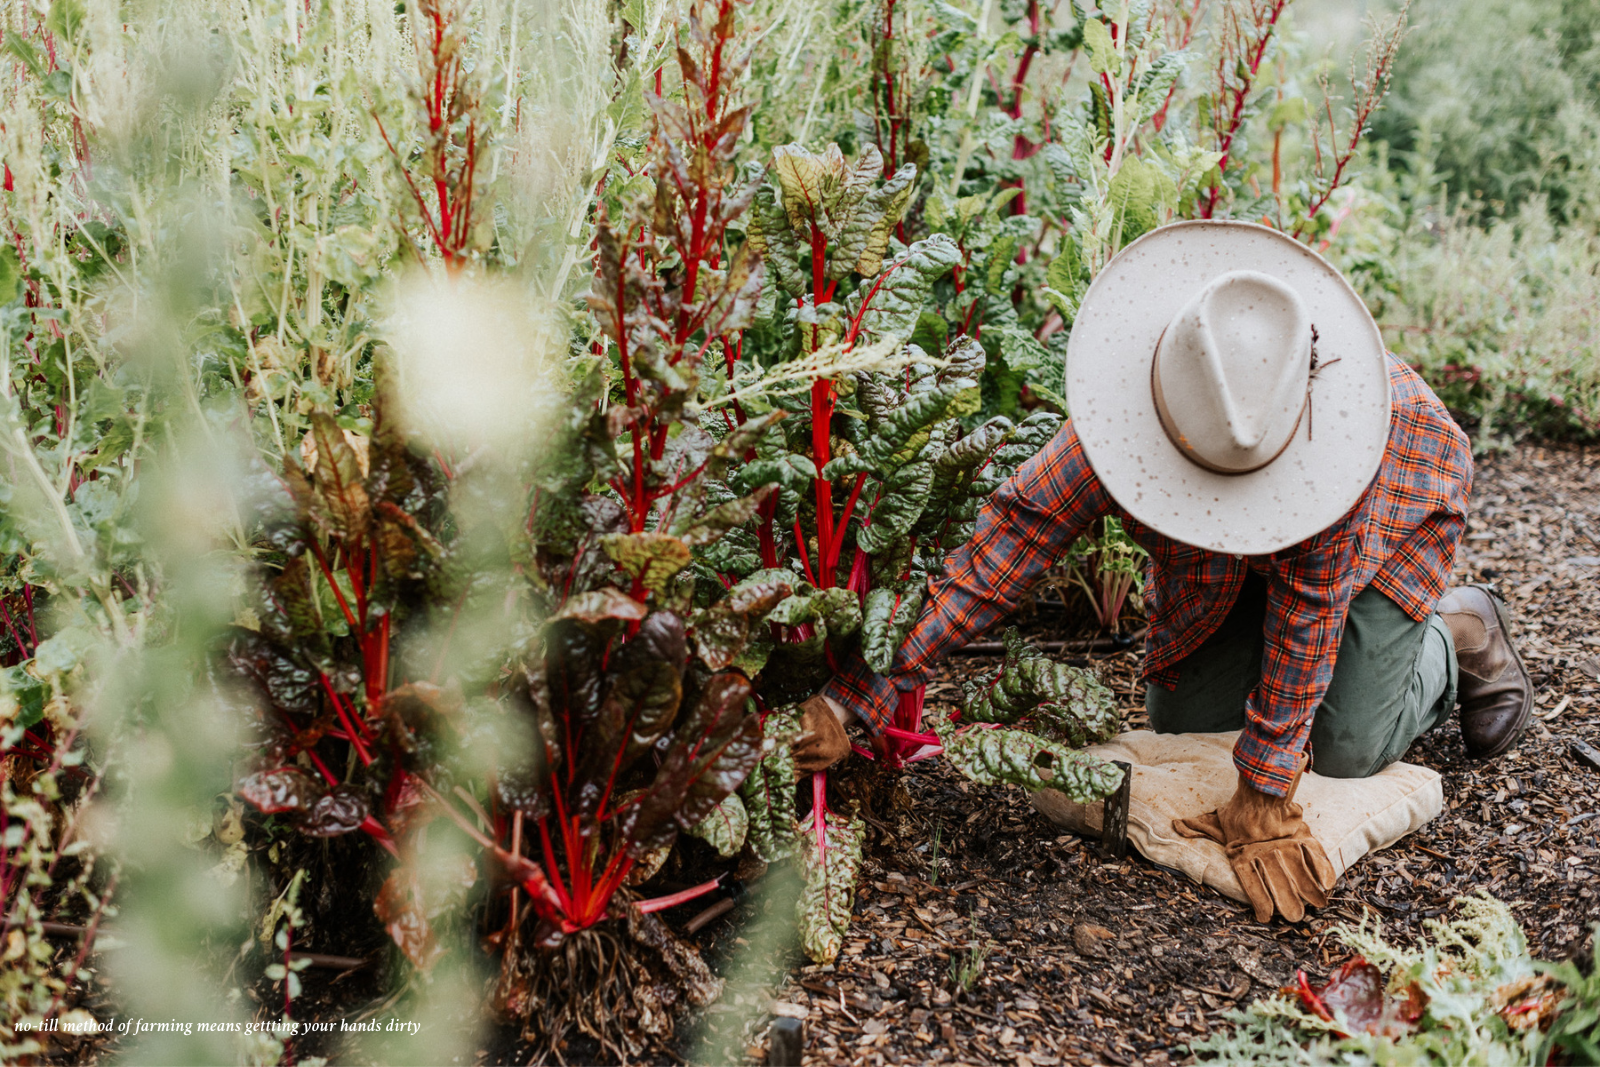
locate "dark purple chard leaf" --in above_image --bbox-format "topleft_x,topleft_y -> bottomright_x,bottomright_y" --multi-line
494,758 -> 552,821
266,556 -> 322,639
672,672 -> 762,831
301,785 -> 370,836
362,406 -> 419,512
688,604 -> 752,671
226,630 -> 320,716
545,620 -> 608,732
610,614 -> 688,766
237,767 -> 325,815
621,745 -> 692,856
572,613 -> 688,816
551,588 -> 647,625
371,508 -> 422,588
621,673 -> 755,853
690,578 -> 792,669
307,413 -> 371,538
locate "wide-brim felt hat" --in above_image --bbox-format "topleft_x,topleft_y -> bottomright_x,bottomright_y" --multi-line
1064,220 -> 1390,556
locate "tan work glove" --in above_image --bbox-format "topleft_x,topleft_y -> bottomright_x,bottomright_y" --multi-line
792,695 -> 851,774
1172,758 -> 1337,923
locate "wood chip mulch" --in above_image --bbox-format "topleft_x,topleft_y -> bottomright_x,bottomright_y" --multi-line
698,442 -> 1600,1067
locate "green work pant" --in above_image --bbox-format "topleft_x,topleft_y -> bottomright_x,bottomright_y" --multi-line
1146,572 -> 1458,778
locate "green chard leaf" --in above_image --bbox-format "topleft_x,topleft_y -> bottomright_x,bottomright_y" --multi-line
846,235 -> 962,344
855,461 -> 934,554
600,532 -> 693,594
738,707 -> 802,862
938,722 -> 1124,802
796,812 -> 865,965
686,792 -> 749,858
861,584 -> 925,674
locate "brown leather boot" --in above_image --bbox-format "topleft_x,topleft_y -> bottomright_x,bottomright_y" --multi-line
1436,585 -> 1534,759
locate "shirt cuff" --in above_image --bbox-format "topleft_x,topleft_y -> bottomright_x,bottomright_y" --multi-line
821,653 -> 904,734
1231,726 -> 1302,798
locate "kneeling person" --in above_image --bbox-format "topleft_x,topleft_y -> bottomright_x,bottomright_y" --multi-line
807,221 -> 1533,923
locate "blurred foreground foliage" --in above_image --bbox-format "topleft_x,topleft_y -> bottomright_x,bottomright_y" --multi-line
0,0 -> 1593,1062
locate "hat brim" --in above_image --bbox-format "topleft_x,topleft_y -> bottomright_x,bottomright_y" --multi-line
1065,221 -> 1390,556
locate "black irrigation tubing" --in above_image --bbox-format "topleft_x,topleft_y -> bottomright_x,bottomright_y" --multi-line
949,627 -> 1149,657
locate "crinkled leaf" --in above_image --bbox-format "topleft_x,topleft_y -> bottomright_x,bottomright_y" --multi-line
731,452 -> 815,497
551,587 -> 648,624
627,672 -> 760,851
938,722 -> 1124,802
861,584 -> 925,674
627,838 -> 673,885
596,613 -> 687,781
764,586 -> 863,637
960,628 -> 1121,744
686,792 -> 748,858
747,183 -> 807,297
698,527 -> 763,576
937,417 -> 1013,472
856,462 -> 934,554
797,811 -> 864,964
601,532 -> 693,594
226,630 -> 320,716
832,163 -> 917,278
545,619 -> 609,737
301,785 -> 369,837
846,235 -> 962,344
998,324 -> 1053,373
675,487 -> 774,547
308,413 -> 370,538
738,710 -> 801,862
821,452 -> 874,481
772,142 -> 833,232
237,767 -> 325,815
857,379 -> 962,470
675,672 -> 764,830
690,579 -> 790,670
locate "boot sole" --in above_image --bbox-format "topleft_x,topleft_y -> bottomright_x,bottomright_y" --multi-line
1464,583 -> 1534,760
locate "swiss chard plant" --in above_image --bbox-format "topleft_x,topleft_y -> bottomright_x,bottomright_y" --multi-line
1066,516 -> 1148,634
941,627 -> 1124,797
228,408 -> 448,942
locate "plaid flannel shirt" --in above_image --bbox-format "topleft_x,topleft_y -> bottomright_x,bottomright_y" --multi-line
824,355 -> 1473,797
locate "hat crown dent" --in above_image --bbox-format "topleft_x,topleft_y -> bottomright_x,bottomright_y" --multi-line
1156,270 -> 1311,473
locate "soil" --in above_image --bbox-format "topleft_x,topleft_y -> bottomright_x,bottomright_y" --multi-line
32,442 -> 1600,1065
702,441 -> 1600,1067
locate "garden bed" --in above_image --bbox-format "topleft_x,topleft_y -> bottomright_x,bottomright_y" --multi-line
31,446 -> 1600,1067
711,441 -> 1600,1066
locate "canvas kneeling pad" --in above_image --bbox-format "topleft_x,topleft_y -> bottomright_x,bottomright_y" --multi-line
1030,730 -> 1443,904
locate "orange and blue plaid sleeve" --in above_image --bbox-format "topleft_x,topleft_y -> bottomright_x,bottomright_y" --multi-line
1234,516 -> 1365,795
1234,361 -> 1472,796
823,420 -> 1114,731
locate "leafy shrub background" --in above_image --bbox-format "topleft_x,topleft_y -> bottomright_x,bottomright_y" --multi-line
1340,0 -> 1600,446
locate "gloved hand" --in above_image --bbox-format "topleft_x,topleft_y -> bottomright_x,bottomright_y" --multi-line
1172,758 -> 1336,922
792,694 -> 852,774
